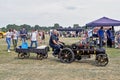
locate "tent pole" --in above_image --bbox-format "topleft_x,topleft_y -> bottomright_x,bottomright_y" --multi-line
112,26 -> 115,35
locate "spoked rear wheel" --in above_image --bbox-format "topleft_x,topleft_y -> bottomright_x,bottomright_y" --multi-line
95,54 -> 109,66
59,48 -> 74,63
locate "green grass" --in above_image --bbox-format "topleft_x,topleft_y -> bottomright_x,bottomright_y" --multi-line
106,48 -> 120,58
0,35 -> 120,80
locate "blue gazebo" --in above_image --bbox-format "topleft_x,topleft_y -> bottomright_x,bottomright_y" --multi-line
86,16 -> 120,35
86,17 -> 120,47
86,17 -> 120,27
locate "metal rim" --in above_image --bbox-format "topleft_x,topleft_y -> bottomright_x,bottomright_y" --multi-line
95,54 -> 109,66
59,48 -> 74,63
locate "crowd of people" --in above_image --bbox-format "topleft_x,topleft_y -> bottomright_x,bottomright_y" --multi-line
49,28 -> 120,56
5,27 -> 120,53
97,26 -> 120,48
80,26 -> 120,48
5,27 -> 45,52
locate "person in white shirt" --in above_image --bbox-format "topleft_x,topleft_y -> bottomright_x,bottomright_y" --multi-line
30,29 -> 38,48
6,29 -> 12,52
12,29 -> 18,50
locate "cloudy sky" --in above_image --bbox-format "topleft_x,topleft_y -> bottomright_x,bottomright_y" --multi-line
0,0 -> 120,27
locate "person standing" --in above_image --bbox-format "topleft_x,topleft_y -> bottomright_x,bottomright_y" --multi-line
106,28 -> 114,47
39,30 -> 45,44
6,29 -> 12,52
97,26 -> 105,48
41,31 -> 45,44
115,33 -> 120,48
30,29 -> 38,48
12,29 -> 18,50
20,27 -> 27,43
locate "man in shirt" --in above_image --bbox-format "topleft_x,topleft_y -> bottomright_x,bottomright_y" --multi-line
97,26 -> 105,48
106,28 -> 114,47
49,29 -> 62,56
20,27 -> 27,43
30,29 -> 38,48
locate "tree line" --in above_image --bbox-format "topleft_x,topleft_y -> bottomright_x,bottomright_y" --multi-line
1,24 -> 57,32
0,23 -> 83,32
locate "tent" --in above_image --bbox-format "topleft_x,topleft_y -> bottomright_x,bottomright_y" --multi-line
86,17 -> 120,27
86,17 -> 120,47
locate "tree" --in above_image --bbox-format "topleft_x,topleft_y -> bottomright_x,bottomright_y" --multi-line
1,27 -> 6,32
1,24 -> 61,32
73,24 -> 79,28
20,24 -> 31,31
54,23 -> 60,29
6,24 -> 19,31
34,25 -> 40,30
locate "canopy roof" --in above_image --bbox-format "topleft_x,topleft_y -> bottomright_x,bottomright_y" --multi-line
86,17 -> 120,27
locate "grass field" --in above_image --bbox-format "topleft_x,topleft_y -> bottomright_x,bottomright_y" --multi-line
0,35 -> 120,80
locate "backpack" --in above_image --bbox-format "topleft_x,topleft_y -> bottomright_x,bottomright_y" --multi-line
21,42 -> 28,49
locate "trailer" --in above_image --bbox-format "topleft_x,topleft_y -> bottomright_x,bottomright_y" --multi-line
15,45 -> 49,60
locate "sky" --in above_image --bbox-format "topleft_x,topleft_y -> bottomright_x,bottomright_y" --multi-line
0,0 -> 120,28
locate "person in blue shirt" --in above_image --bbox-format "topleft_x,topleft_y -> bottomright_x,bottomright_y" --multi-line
49,29 -> 62,56
20,27 -> 28,43
97,26 -> 105,48
106,28 -> 114,47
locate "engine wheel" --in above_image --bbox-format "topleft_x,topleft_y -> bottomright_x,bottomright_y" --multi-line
95,54 -> 109,66
18,53 -> 25,59
37,54 -> 43,60
59,48 -> 74,63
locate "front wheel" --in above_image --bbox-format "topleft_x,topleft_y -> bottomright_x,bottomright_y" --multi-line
59,48 -> 74,63
95,54 -> 109,66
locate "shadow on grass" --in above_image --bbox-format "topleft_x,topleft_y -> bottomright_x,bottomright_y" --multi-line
48,56 -> 97,66
14,57 -> 37,60
77,59 -> 96,66
49,57 -> 61,63
14,54 -> 98,66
